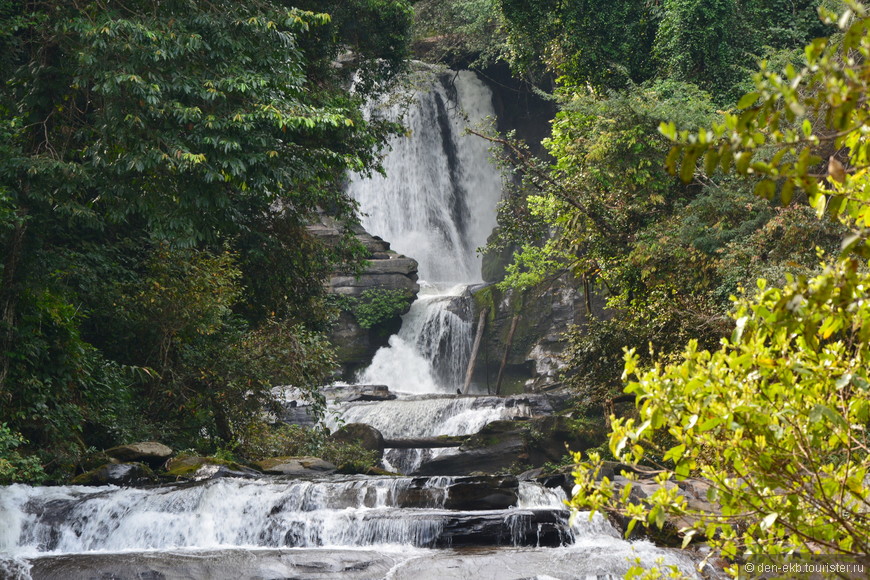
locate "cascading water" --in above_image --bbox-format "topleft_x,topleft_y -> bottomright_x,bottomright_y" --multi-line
348,68 -> 501,286
0,479 -> 703,579
347,67 -> 502,395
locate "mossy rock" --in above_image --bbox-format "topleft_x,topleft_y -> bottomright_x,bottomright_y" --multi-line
255,456 -> 337,476
77,451 -> 120,473
163,455 -> 259,480
104,441 -> 173,467
72,462 -> 155,486
329,423 -> 384,459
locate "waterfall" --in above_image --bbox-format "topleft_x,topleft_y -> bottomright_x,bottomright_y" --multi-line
357,286 -> 473,394
0,478 -> 568,554
327,394 -> 549,473
347,67 -> 501,394
348,68 -> 501,285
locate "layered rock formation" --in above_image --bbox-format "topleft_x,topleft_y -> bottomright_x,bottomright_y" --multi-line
306,217 -> 420,378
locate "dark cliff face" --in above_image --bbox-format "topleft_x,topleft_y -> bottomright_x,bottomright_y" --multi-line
476,62 -> 557,158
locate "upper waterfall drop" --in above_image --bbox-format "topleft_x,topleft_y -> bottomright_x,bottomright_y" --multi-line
347,68 -> 502,285
345,67 -> 504,394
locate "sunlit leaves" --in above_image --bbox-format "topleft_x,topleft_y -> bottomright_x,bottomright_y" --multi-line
662,0 -> 870,256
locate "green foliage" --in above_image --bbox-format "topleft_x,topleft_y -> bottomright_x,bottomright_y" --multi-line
0,423 -> 46,484
118,245 -> 242,371
412,0 -> 507,67
331,288 -> 413,330
663,0 -> 870,259
494,0 -> 834,98
571,4 -> 870,573
654,0 -> 744,99
0,0 -> 411,479
574,258 -> 870,570
497,0 -> 658,88
168,320 -> 335,445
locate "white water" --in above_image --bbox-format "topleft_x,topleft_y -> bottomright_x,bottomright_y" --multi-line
328,394 -> 543,473
358,285 -> 473,394
0,479 -> 702,579
348,68 -> 502,285
348,68 -> 501,396
0,478 -> 578,555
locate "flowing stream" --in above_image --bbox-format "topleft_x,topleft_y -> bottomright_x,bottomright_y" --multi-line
0,478 -> 700,579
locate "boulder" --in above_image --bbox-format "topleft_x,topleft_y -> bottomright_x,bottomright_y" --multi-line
163,456 -> 261,481
321,384 -> 396,403
255,456 -> 337,476
392,476 -> 519,510
330,423 -> 385,459
415,415 -> 602,476
104,442 -> 173,467
71,462 -> 155,486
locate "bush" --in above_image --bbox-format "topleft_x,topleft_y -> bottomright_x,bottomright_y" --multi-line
0,423 -> 46,484
352,289 -> 413,329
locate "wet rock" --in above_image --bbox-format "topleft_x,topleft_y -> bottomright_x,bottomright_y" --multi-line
71,462 -> 155,486
256,456 -> 337,476
330,423 -> 385,459
27,549 -> 409,580
104,442 -> 173,467
442,475 -> 519,510
415,415 -> 601,476
416,421 -> 525,476
322,384 -> 397,403
434,509 -> 570,548
163,456 -> 261,481
594,471 -> 722,546
470,280 -> 608,393
392,476 -> 519,510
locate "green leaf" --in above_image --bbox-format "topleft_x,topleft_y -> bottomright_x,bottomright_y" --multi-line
737,92 -> 760,109
760,512 -> 778,531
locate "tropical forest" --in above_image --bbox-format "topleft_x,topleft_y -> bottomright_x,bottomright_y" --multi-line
1,0 -> 870,578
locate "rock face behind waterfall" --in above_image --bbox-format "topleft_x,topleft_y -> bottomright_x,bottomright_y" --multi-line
307,217 -> 419,377
469,277 -> 609,393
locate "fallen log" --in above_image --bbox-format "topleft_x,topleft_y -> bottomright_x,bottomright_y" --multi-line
383,435 -> 469,449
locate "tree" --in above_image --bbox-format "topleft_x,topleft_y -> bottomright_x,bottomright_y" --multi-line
497,0 -> 658,88
0,0 -> 410,477
571,2 -> 870,573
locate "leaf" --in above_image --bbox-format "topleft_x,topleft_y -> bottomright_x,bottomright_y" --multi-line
663,443 -> 686,463
841,232 -> 865,254
704,149 -> 719,176
809,404 -> 848,430
780,180 -> 794,205
759,512 -> 778,531
754,179 -> 776,200
680,150 -> 699,183
737,92 -> 760,109
681,530 -> 696,549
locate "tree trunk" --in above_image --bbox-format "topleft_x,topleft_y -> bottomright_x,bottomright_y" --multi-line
462,308 -> 487,395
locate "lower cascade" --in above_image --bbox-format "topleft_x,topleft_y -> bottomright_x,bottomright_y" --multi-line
0,477 -> 701,579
